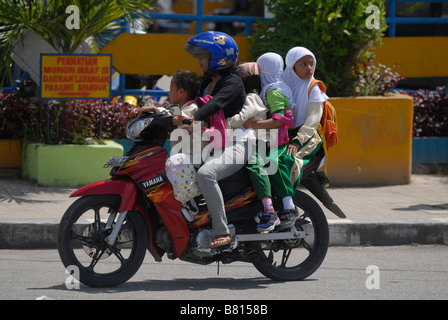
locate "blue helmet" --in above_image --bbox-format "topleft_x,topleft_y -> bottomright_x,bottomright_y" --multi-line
184,31 -> 239,72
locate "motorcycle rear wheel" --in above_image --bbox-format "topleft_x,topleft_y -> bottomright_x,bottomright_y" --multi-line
252,191 -> 329,281
57,195 -> 148,287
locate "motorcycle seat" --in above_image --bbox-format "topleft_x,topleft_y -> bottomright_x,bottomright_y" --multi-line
218,166 -> 253,200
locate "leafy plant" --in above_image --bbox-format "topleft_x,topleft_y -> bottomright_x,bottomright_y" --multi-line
47,99 -> 93,144
353,57 -> 404,96
249,0 -> 387,97
66,99 -> 132,141
0,91 -> 43,140
0,91 -> 134,144
397,88 -> 448,137
0,0 -> 156,86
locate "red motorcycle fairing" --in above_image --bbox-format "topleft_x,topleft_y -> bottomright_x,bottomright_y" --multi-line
70,177 -> 166,261
114,145 -> 190,258
73,145 -> 191,259
71,178 -> 137,212
192,186 -> 258,228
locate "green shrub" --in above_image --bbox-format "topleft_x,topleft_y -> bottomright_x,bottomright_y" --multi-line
249,0 -> 387,97
353,57 -> 404,96
397,88 -> 448,137
0,90 -> 133,144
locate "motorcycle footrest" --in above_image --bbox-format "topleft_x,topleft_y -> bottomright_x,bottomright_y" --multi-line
235,231 -> 305,242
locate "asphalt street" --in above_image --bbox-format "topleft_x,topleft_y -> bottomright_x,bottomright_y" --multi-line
1,174 -> 448,248
0,245 -> 447,301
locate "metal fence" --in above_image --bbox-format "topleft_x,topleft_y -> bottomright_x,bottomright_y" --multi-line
115,0 -> 448,97
2,0 -> 448,96
387,0 -> 448,37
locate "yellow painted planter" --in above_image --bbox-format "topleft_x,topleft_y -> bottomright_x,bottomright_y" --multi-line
22,140 -> 123,186
326,94 -> 414,186
0,140 -> 22,168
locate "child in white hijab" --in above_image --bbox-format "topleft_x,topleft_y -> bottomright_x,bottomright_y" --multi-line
281,47 -> 327,225
243,52 -> 295,232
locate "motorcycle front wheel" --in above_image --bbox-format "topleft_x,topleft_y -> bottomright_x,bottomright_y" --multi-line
57,195 -> 148,287
252,190 -> 329,281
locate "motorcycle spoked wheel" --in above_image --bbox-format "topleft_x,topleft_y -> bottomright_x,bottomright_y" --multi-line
252,190 -> 329,281
57,195 -> 148,287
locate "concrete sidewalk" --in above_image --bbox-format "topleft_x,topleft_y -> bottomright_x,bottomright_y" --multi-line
0,174 -> 447,248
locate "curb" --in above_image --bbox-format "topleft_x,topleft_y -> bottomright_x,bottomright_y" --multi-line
328,219 -> 448,246
1,219 -> 448,249
0,220 -> 60,249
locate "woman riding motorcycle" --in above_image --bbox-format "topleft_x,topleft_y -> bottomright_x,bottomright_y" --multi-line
173,31 -> 247,248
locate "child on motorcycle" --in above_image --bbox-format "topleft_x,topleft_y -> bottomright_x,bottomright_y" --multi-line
165,69 -> 206,156
173,31 -> 247,248
242,53 -> 296,232
281,47 -> 327,227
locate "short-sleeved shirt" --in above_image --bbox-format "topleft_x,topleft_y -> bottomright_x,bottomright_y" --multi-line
266,89 -> 289,116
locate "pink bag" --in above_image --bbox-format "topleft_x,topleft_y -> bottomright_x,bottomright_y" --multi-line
193,95 -> 228,149
271,109 -> 294,146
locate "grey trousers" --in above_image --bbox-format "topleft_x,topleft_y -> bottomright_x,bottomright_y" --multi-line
196,141 -> 249,236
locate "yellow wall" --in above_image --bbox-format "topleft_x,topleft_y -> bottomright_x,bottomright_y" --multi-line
326,94 -> 414,186
172,0 -> 232,14
101,34 -> 448,79
0,140 -> 21,168
100,33 -> 249,76
373,37 -> 448,78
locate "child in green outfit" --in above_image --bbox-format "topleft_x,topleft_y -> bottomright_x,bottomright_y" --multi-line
243,52 -> 296,232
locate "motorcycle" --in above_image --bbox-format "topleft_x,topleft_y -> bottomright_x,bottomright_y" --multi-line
57,110 -> 346,287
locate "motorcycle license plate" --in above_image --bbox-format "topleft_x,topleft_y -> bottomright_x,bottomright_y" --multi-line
103,156 -> 129,168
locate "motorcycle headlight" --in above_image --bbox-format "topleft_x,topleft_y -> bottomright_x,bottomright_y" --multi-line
126,117 -> 152,139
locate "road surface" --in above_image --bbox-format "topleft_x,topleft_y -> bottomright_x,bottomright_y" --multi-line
0,245 -> 446,302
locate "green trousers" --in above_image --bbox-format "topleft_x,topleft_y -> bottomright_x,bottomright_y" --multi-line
246,129 -> 322,208
246,141 -> 294,201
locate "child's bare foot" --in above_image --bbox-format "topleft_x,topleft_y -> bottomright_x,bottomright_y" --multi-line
210,235 -> 232,248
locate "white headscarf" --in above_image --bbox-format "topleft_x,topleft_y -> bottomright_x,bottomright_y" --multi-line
282,47 -> 328,128
256,52 -> 294,107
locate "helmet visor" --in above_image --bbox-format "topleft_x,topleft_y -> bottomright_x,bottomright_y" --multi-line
184,43 -> 211,60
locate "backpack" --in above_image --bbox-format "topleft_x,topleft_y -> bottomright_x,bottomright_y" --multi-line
308,79 -> 338,149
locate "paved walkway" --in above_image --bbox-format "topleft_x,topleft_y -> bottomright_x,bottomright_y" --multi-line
0,174 -> 447,248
